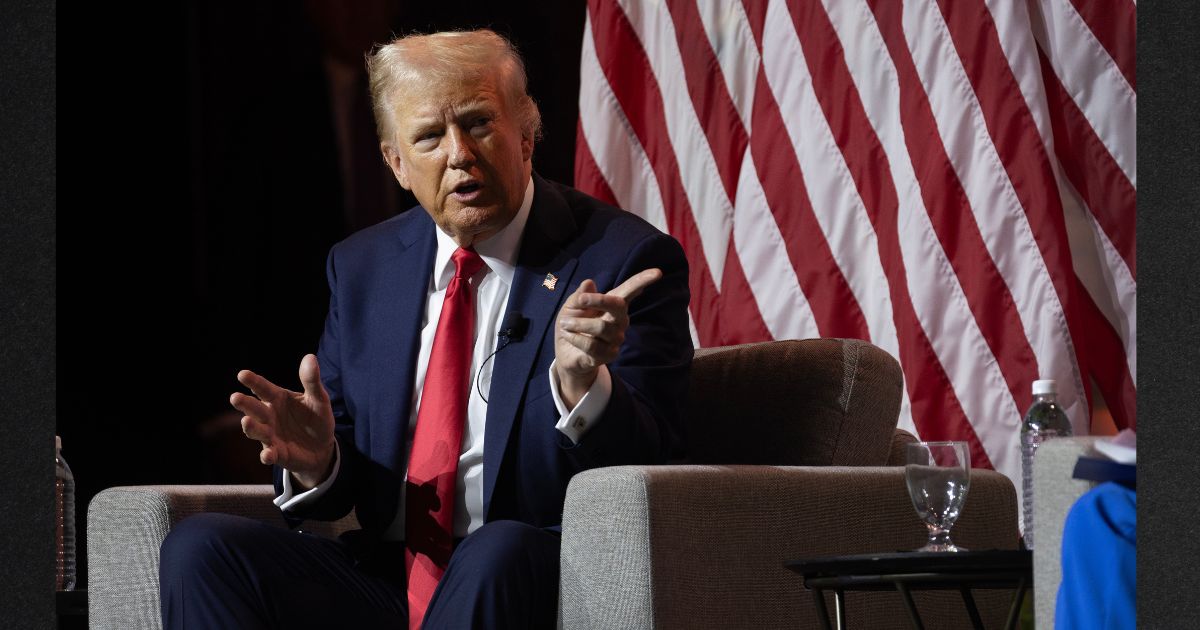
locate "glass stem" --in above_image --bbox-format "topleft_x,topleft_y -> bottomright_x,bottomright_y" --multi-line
927,525 -> 953,548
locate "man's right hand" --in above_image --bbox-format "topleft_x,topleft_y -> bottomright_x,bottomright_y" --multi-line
230,353 -> 336,490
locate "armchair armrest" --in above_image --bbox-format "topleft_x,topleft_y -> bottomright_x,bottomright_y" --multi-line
561,465 -> 1018,630
86,484 -> 358,629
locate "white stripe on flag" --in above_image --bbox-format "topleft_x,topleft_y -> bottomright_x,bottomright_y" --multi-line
760,0 -> 898,348
616,0 -> 732,289
732,149 -> 821,342
984,0 -> 1136,384
577,15 -> 670,234
817,0 -> 1019,476
904,0 -> 1087,430
694,0 -> 759,132
1060,177 -> 1138,381
1030,0 -> 1136,187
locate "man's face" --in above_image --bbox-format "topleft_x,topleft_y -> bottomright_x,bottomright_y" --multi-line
383,66 -> 533,247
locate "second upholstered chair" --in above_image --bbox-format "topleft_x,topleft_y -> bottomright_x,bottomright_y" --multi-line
559,339 -> 1019,630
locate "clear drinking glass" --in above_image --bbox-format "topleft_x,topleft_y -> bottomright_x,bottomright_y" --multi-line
905,441 -> 971,552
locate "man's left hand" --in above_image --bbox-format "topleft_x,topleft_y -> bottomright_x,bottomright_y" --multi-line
554,268 -> 663,409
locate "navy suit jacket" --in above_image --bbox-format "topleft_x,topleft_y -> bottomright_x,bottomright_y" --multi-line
273,174 -> 692,539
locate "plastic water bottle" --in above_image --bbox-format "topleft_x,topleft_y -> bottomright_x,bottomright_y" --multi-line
1020,379 -> 1072,549
56,435 -> 77,591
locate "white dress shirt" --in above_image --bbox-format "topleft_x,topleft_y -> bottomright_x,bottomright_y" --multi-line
276,177 -> 612,539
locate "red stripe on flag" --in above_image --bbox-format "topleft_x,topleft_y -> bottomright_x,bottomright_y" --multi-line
663,0 -> 772,344
740,0 -> 767,55
1038,47 -> 1137,279
748,69 -> 872,340
588,0 -> 762,346
573,119 -> 620,207
732,1 -> 871,340
1067,0 -> 1136,91
587,2 -> 721,345
792,0 -> 1040,416
718,239 -> 773,344
665,0 -> 748,204
934,0 -> 1098,411
784,0 -> 993,468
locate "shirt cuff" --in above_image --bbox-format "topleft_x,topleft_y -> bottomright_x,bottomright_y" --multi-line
274,440 -> 341,511
549,361 -> 612,444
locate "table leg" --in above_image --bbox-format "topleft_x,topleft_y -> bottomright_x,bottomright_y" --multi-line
834,589 -> 846,630
1003,576 -> 1030,630
811,588 -> 834,630
959,587 -> 985,630
895,582 -> 926,630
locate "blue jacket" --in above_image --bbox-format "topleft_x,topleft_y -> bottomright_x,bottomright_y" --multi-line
274,174 -> 692,537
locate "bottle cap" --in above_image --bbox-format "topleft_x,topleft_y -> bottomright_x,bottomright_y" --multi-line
1032,379 -> 1056,395
56,435 -> 61,451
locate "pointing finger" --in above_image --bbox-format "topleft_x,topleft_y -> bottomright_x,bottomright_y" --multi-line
566,295 -> 617,315
565,279 -> 600,311
608,268 -> 663,301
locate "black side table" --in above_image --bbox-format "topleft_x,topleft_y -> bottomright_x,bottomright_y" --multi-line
785,550 -> 1030,630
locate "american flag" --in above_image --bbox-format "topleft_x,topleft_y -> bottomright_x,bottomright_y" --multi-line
574,0 -> 1135,499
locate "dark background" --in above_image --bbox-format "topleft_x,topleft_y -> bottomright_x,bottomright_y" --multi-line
57,0 -> 586,592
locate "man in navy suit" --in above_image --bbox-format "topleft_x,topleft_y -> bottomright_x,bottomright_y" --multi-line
159,29 -> 691,629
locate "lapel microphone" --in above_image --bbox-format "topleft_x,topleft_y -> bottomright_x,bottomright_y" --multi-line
477,311 -> 529,402
498,310 -> 530,343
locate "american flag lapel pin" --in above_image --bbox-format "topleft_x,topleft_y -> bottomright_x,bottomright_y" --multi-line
542,273 -> 558,291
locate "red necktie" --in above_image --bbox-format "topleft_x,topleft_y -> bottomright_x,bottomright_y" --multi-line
405,246 -> 485,628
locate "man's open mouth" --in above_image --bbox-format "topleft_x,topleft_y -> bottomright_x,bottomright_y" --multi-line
454,182 -> 483,194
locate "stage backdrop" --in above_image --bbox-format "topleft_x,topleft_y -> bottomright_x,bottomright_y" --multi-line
574,0 -> 1135,507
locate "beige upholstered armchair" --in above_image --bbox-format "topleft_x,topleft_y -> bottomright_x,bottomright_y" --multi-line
559,339 -> 1019,629
87,339 -> 1019,629
87,486 -> 360,629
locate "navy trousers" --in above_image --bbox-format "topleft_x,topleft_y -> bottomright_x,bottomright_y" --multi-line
159,513 -> 560,629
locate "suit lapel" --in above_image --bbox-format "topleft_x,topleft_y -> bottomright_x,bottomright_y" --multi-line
369,211 -> 436,474
482,175 -> 579,516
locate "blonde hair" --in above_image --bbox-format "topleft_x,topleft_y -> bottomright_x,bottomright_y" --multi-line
367,29 -> 543,146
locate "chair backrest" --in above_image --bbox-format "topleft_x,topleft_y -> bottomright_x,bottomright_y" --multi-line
685,339 -> 904,466
887,427 -> 920,465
